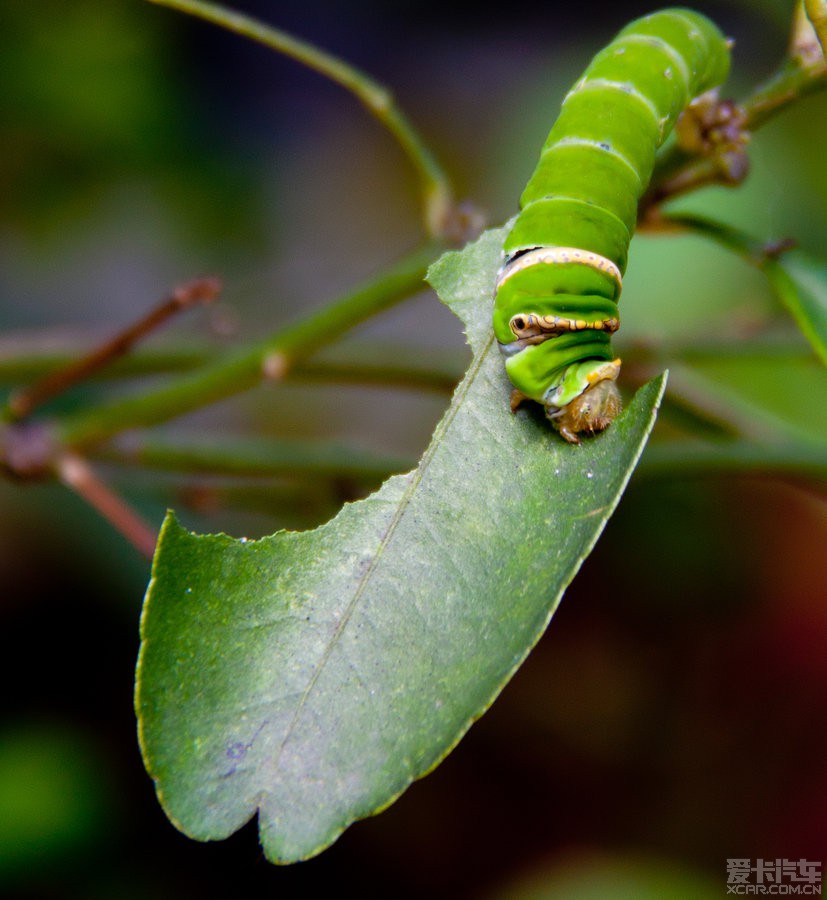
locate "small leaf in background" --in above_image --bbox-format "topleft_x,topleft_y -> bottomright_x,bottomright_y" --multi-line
667,213 -> 827,367
670,355 -> 827,443
136,226 -> 665,863
764,249 -> 827,366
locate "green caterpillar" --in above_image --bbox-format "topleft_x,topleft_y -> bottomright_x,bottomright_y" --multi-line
493,8 -> 731,442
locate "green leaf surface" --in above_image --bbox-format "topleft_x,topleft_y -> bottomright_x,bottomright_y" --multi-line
135,226 -> 665,863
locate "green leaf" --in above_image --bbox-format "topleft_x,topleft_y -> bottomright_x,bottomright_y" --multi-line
135,226 -> 665,863
763,250 -> 827,366
669,355 -> 827,443
666,213 -> 827,365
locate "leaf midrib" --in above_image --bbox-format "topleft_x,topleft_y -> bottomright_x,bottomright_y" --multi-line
271,332 -> 497,773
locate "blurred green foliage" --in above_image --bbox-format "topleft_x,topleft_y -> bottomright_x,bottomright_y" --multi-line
0,0 -> 260,254
0,724 -> 112,882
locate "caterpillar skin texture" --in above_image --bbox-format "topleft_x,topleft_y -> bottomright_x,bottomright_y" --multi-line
493,8 -> 730,442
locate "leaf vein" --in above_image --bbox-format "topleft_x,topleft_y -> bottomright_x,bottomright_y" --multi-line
271,331 -> 497,774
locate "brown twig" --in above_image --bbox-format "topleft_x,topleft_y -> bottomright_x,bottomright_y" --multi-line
7,276 -> 221,421
56,453 -> 159,559
639,95 -> 750,224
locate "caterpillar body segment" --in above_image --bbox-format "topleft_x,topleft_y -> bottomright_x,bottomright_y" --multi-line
494,8 -> 730,442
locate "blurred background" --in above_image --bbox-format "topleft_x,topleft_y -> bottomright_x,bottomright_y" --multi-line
0,0 -> 825,896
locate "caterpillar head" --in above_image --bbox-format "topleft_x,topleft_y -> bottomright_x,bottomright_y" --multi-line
545,359 -> 622,444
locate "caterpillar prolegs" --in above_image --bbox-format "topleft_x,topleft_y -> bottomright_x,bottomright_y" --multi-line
493,8 -> 731,443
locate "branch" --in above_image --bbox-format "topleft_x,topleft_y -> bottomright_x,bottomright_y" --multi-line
98,435 -> 416,482
55,242 -> 440,448
643,2 -> 827,214
144,0 -> 471,238
0,336 -> 466,392
5,276 -> 220,421
741,2 -> 827,130
638,438 -> 827,485
56,453 -> 159,558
